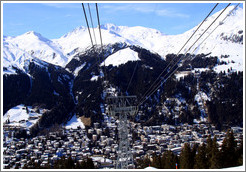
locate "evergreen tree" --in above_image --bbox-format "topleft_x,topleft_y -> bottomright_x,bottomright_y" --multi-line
137,156 -> 151,169
161,152 -> 166,168
190,144 -> 197,168
194,143 -> 208,169
210,136 -> 222,168
75,161 -> 82,169
85,158 -> 95,169
65,156 -> 75,168
220,129 -> 237,168
162,151 -> 177,169
151,153 -> 162,169
206,135 -> 213,167
236,139 -> 243,166
180,143 -> 192,169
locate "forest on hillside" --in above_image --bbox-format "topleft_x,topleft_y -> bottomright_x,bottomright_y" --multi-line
137,130 -> 243,169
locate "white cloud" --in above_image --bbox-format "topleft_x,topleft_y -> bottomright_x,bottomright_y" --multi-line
41,3 -> 80,9
156,9 -> 190,18
65,14 -> 72,17
101,4 -> 133,12
101,4 -> 189,18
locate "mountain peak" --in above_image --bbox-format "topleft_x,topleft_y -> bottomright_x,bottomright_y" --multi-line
100,23 -> 120,30
25,31 -> 40,36
21,31 -> 51,43
3,4 -> 243,73
23,31 -> 43,38
62,26 -> 87,38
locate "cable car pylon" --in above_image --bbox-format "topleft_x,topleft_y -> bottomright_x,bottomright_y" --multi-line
107,95 -> 138,169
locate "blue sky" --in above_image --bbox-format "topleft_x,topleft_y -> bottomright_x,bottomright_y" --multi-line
2,2 -> 243,39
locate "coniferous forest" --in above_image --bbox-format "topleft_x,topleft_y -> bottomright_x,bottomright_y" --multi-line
22,156 -> 95,169
3,45 -> 243,170
137,130 -> 243,169
3,44 -> 243,134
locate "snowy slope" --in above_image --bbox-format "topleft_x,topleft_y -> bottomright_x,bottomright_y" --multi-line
65,114 -> 85,129
185,5 -> 244,72
222,165 -> 245,171
4,31 -> 68,67
52,25 -> 131,57
3,5 -> 243,73
3,39 -> 50,75
52,23 -> 165,61
53,6 -> 243,56
3,104 -> 45,129
3,40 -> 33,74
102,47 -> 140,66
195,91 -> 211,105
53,5 -> 243,71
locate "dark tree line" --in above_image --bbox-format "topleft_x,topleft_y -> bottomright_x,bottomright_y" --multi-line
4,42 -> 243,136
3,70 -> 31,114
146,70 -> 242,129
23,156 -> 95,169
137,130 -> 243,169
206,71 -> 243,130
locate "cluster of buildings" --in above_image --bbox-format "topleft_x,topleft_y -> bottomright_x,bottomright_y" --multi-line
3,113 -> 243,169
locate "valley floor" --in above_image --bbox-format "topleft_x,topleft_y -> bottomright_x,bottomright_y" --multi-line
3,114 -> 243,169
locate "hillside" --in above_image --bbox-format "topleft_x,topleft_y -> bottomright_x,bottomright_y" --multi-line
2,5 -> 243,134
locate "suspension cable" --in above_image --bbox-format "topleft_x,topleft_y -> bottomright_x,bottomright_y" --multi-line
95,3 -> 108,88
126,4 -> 161,94
81,3 -> 107,115
138,3 -> 219,105
191,3 -> 240,54
138,3 -> 231,107
177,3 -> 219,56
82,3 -> 94,47
86,3 -> 102,75
88,3 -> 98,46
126,61 -> 138,93
96,3 -> 103,48
184,3 -> 231,54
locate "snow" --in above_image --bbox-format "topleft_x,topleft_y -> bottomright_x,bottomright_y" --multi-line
69,79 -> 77,104
192,68 -> 210,73
3,104 -> 44,129
102,47 -> 140,67
175,71 -> 191,80
194,91 -> 210,105
222,165 -> 244,171
194,91 -> 210,122
73,62 -> 86,76
4,31 -> 68,67
3,41 -> 33,74
213,61 -> 242,73
65,114 -> 85,129
144,166 -> 157,170
91,156 -> 113,163
53,90 -> 59,96
3,40 -> 50,75
91,75 -> 99,81
3,6 -> 243,74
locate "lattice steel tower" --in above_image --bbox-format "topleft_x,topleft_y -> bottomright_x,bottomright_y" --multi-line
107,96 -> 137,169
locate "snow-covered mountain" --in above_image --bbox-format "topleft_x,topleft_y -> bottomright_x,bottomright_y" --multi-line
2,5 -> 244,133
3,5 -> 243,75
3,38 -> 53,75
102,47 -> 140,67
53,5 -> 243,70
3,31 -> 68,71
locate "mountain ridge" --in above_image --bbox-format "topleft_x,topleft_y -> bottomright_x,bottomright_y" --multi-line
2,5 -> 244,133
3,5 -> 243,75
